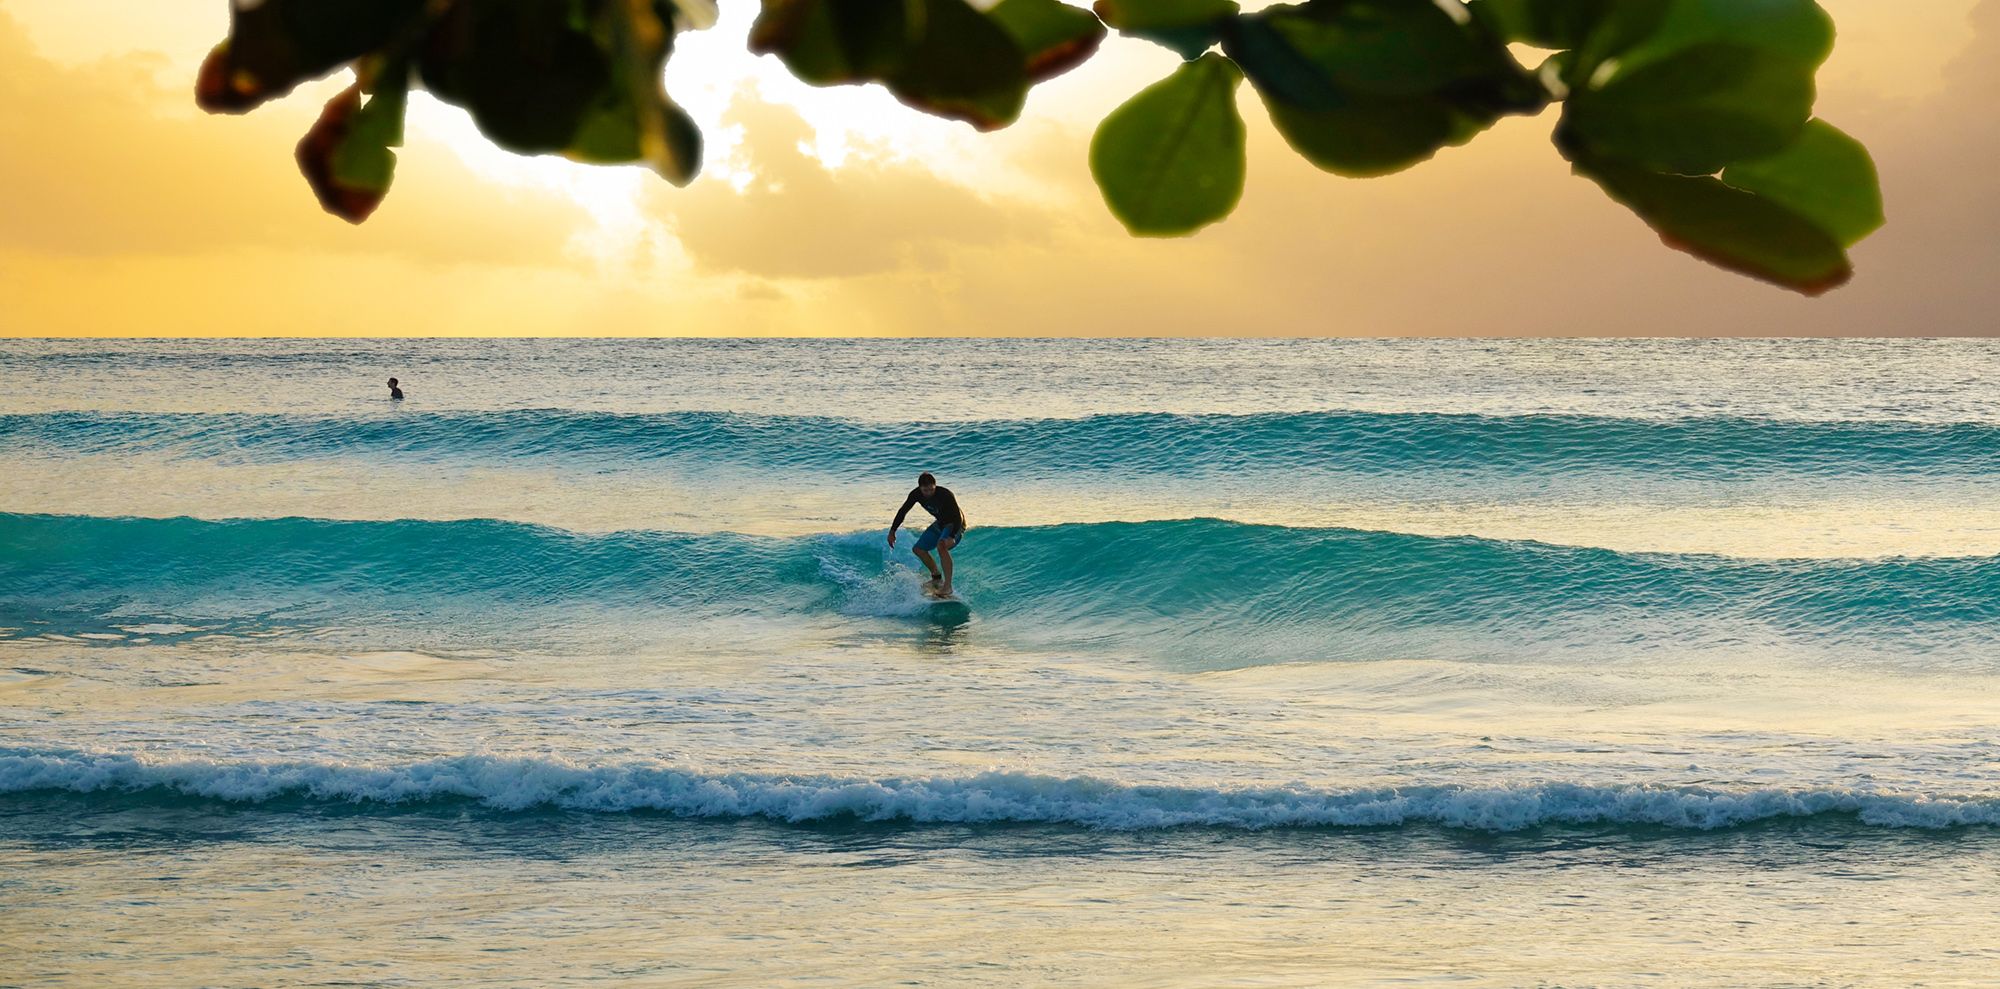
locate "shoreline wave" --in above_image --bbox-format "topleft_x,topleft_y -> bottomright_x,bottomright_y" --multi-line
4,750 -> 1997,832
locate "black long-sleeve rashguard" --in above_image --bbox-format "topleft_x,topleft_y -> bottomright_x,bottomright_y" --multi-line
891,486 -> 966,532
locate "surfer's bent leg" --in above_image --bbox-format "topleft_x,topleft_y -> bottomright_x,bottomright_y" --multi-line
913,521 -> 946,581
938,541 -> 954,593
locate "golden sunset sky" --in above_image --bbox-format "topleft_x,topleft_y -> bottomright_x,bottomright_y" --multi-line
1,0 -> 1995,336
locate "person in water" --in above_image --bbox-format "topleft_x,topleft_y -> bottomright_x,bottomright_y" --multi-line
388,377 -> 404,400
888,472 -> 967,595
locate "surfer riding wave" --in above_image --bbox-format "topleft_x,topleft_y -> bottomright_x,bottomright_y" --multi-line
888,472 -> 967,597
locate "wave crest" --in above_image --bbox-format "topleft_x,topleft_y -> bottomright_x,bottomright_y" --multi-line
4,750 -> 1997,832
7,514 -> 1998,661
7,409 -> 1998,478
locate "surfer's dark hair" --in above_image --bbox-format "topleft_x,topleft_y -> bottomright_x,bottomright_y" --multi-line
918,472 -> 936,486
388,378 -> 398,386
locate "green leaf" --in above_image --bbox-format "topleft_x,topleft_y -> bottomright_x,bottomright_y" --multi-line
1224,1 -> 1541,177
885,0 -> 1032,130
1092,0 -> 1239,59
1089,52 -> 1245,235
1721,119 -> 1882,247
1574,151 -> 1851,294
1265,95 -> 1484,177
1467,0 -> 1616,50
297,62 -> 412,223
1566,0 -> 1830,98
747,0 -> 921,85
1561,43 -> 1815,175
198,0 -> 429,113
989,0 -> 1108,81
1607,0 -> 1833,75
750,0 -> 1034,130
566,0 -> 702,185
419,0 -> 616,152
331,61 -> 409,189
418,0 -> 702,181
1231,0 -> 1515,102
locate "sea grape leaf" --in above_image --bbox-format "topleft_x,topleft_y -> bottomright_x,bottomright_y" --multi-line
1467,0 -> 1615,50
419,0 -> 616,152
748,0 -> 921,85
1720,119 -> 1882,247
198,0 -> 429,113
1264,95 -> 1485,178
1090,52 -> 1245,235
1092,0 -> 1239,59
1574,151 -> 1851,294
1561,43 -> 1816,175
1602,0 -> 1833,76
752,0 -> 1036,130
1226,1 -> 1542,177
565,0 -> 702,184
297,60 -> 410,223
989,0 -> 1109,81
419,0 -> 701,180
886,0 -> 1033,129
1228,0 -> 1520,102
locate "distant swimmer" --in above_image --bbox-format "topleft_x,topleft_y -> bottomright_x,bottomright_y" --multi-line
388,377 -> 404,401
888,471 -> 967,597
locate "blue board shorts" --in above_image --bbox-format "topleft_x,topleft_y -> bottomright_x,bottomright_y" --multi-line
914,520 -> 964,552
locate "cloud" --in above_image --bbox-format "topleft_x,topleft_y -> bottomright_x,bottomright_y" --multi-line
656,96 -> 1058,280
0,9 -> 595,267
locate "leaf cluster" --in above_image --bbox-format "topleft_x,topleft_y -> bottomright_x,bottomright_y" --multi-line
199,0 -> 1883,292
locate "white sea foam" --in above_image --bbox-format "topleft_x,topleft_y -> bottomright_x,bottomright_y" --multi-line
5,750 -> 1998,832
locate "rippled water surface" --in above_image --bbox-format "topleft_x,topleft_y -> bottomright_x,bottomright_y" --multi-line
5,338 -> 2000,987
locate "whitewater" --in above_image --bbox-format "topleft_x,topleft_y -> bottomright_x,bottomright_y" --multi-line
5,338 -> 2000,987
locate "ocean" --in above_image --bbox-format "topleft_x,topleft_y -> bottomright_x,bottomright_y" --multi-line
3,337 -> 1999,987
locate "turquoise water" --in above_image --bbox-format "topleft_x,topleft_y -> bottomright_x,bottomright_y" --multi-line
5,338 -> 2000,986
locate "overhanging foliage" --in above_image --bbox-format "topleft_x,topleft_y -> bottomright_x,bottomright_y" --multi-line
198,0 -> 1884,293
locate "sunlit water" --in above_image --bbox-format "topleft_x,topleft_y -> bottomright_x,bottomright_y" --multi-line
5,338 -> 2000,987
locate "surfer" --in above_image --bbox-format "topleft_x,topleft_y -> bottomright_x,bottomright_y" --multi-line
387,377 -> 404,400
888,472 -> 967,597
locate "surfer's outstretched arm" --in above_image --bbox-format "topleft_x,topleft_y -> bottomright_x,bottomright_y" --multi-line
888,489 -> 919,546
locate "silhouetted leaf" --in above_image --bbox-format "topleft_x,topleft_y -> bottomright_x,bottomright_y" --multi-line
1228,0 -> 1523,103
418,0 -> 701,181
420,0 -> 614,151
886,0 -> 1032,129
1721,119 -> 1883,247
1601,0 -> 1833,75
1090,52 -> 1245,235
1092,0 -> 1239,59
1574,151 -> 1851,294
567,0 -> 702,184
1265,96 -> 1484,177
1562,43 -> 1815,175
1227,1 -> 1541,177
198,0 -> 429,113
990,0 -> 1108,81
751,0 -> 1033,129
297,59 -> 410,223
1467,0 -> 1614,50
748,0 -> 921,85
